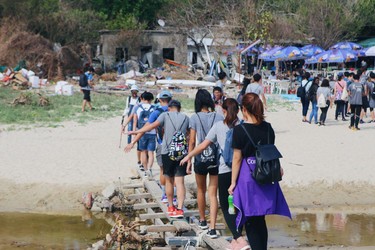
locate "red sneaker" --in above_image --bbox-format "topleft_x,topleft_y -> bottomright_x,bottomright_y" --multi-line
170,208 -> 184,218
168,206 -> 176,216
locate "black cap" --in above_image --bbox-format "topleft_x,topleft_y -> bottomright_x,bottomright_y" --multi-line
168,100 -> 181,108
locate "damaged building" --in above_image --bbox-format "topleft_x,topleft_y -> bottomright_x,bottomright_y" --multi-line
98,29 -> 187,71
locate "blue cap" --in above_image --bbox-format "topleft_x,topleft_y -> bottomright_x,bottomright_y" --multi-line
159,90 -> 172,98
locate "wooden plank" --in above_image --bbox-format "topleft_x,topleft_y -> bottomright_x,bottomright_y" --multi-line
133,202 -> 159,210
173,220 -> 191,232
128,193 -> 152,200
146,225 -> 177,233
190,224 -> 230,250
122,183 -> 144,189
151,247 -> 172,250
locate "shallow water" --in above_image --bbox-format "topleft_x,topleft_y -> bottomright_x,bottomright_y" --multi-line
0,212 -> 112,249
267,213 -> 375,247
1,212 -> 374,249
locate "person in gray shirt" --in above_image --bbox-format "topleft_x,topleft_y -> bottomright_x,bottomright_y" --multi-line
348,74 -> 364,130
180,98 -> 249,249
316,79 -> 332,126
245,73 -> 267,110
127,100 -> 190,218
188,89 -> 224,238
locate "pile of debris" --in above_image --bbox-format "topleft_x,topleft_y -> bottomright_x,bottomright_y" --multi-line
0,66 -> 49,90
0,31 -> 82,80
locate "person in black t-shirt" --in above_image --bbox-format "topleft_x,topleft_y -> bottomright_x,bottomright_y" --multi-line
228,93 -> 291,250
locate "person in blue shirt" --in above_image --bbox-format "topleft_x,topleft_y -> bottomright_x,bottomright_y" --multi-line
81,67 -> 94,112
125,90 -> 172,202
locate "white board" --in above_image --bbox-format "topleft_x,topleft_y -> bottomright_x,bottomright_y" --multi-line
156,80 -> 215,87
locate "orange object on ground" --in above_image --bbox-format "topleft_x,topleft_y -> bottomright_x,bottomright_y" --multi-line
165,59 -> 188,69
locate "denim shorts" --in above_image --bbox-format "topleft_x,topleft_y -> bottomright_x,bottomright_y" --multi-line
138,134 -> 156,151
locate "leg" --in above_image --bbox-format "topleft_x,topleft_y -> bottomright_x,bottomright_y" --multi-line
218,173 -> 243,239
355,105 -> 362,128
245,216 -> 268,250
195,174 -> 207,221
309,101 -> 314,122
127,121 -> 133,144
147,151 -> 154,170
314,102 -> 318,123
319,108 -> 324,123
137,150 -> 141,165
82,100 -> 87,112
207,174 -> 218,229
165,176 -> 175,206
335,101 -> 339,120
141,151 -> 148,171
174,176 -> 186,209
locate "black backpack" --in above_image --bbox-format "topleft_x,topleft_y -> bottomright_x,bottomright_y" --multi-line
194,113 -> 218,168
79,74 -> 88,87
296,81 -> 310,98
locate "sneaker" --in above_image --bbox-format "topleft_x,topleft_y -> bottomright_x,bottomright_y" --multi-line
360,119 -> 365,124
161,195 -> 168,203
206,229 -> 218,239
169,208 -> 184,218
198,220 -> 208,230
167,206 -> 176,217
144,171 -> 148,178
354,127 -> 360,131
139,165 -> 145,171
234,237 -> 251,250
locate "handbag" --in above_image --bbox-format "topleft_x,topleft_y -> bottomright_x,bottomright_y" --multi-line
240,124 -> 282,185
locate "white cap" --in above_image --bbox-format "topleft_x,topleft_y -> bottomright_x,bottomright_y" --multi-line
130,85 -> 139,92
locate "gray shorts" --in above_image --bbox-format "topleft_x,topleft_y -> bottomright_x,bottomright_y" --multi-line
156,143 -> 163,167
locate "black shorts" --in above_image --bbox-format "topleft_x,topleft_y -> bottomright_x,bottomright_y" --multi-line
82,89 -> 91,102
362,96 -> 369,110
194,162 -> 219,176
162,154 -> 187,177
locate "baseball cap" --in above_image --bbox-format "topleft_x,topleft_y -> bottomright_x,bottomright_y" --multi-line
168,100 -> 181,108
130,85 -> 139,92
159,90 -> 172,98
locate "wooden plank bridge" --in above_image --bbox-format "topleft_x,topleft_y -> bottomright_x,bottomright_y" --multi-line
122,168 -> 231,250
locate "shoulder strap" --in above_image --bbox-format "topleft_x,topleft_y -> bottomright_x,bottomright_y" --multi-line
240,124 -> 256,147
167,113 -> 176,131
337,82 -> 343,89
196,113 -> 216,136
303,80 -> 310,88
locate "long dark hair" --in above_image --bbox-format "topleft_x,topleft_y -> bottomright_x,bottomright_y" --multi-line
242,93 -> 264,125
194,89 -> 215,112
222,98 -> 239,127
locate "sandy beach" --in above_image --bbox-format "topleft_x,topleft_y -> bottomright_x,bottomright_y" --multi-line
1,98 -> 375,247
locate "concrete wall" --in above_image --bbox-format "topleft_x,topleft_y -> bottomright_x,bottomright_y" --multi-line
99,30 -> 187,70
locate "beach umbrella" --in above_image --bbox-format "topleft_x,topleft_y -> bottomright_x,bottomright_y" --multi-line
330,41 -> 362,50
357,49 -> 367,57
313,49 -> 358,63
259,46 -> 283,61
358,38 -> 375,48
301,45 -> 324,57
271,46 -> 304,61
365,46 -> 375,57
304,55 -> 320,64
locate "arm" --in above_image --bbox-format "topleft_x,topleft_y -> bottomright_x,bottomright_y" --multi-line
228,148 -> 242,195
188,129 -> 196,155
180,139 -> 212,166
261,93 -> 267,109
133,114 -> 138,133
124,121 -> 161,153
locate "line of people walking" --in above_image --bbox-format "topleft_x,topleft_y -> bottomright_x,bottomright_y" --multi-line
122,79 -> 291,250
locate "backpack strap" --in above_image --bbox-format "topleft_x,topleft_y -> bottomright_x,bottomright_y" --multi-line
240,124 -> 256,147
196,113 -> 216,137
